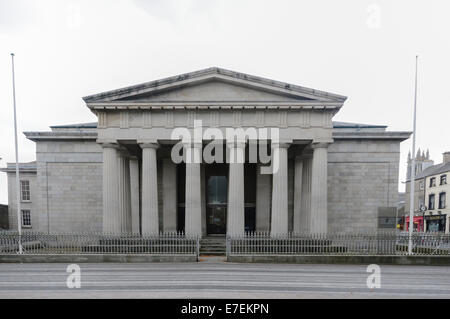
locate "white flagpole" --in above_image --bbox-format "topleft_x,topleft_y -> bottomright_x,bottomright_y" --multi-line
11,53 -> 23,254
408,55 -> 419,255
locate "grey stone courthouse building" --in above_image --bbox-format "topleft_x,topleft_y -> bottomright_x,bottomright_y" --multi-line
1,68 -> 410,236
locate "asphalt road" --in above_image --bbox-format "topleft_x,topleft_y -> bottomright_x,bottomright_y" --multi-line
0,262 -> 449,298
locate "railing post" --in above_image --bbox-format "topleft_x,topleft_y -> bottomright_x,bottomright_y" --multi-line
196,236 -> 200,261
226,236 -> 231,260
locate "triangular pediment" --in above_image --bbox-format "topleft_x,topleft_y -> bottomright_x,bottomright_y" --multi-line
115,79 -> 314,103
83,67 -> 347,105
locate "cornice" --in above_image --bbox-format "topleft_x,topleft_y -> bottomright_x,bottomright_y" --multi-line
24,131 -> 98,141
333,131 -> 411,141
87,102 -> 343,111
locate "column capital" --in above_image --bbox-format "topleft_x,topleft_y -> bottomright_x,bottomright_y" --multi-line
97,139 -> 120,149
138,140 -> 159,149
311,142 -> 330,149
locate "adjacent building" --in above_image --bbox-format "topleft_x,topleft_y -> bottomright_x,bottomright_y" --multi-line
1,162 -> 37,231
1,67 -> 410,236
423,153 -> 450,232
404,149 -> 434,231
405,151 -> 450,232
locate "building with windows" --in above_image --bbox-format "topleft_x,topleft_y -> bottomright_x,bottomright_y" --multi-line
423,153 -> 450,232
404,149 -> 434,219
0,162 -> 36,230
405,151 -> 450,233
0,68 -> 411,236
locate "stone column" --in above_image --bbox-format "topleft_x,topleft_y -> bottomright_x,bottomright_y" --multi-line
201,164 -> 207,236
140,142 -> 159,235
293,155 -> 303,234
227,141 -> 245,237
117,149 -> 132,233
129,156 -> 140,234
162,158 -> 177,233
310,142 -> 329,234
256,164 -> 271,232
270,142 -> 290,236
101,143 -> 120,234
185,143 -> 202,236
300,155 -> 312,233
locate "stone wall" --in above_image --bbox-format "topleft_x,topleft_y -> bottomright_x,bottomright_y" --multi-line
327,139 -> 400,232
45,162 -> 102,232
35,140 -> 103,232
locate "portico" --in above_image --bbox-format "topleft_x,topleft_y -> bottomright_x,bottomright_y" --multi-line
98,139 -> 330,237
84,67 -> 346,237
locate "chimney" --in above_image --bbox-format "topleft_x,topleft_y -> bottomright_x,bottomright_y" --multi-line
444,152 -> 450,164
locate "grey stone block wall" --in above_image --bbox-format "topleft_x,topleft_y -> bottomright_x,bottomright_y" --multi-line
327,140 -> 400,233
45,162 -> 102,232
34,140 -> 103,233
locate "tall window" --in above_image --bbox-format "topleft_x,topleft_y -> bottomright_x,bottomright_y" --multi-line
429,194 -> 435,210
439,193 -> 446,209
20,180 -> 30,201
441,175 -> 447,186
207,176 -> 227,204
430,177 -> 436,188
21,210 -> 31,228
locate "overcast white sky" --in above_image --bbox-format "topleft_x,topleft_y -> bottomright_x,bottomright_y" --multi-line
1,0 -> 449,204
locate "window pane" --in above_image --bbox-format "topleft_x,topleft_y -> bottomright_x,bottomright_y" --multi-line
439,193 -> 446,209
429,194 -> 435,210
21,210 -> 31,227
20,180 -> 30,201
207,176 -> 227,204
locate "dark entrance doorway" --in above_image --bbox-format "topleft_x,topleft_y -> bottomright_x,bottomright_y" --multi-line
206,164 -> 228,235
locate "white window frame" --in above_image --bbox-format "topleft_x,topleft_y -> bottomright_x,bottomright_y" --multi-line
20,180 -> 31,202
21,209 -> 31,228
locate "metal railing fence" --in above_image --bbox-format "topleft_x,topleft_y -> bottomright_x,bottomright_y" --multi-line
0,231 -> 199,256
226,231 -> 450,256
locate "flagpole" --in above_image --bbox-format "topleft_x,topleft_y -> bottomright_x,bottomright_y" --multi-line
11,53 -> 23,254
408,55 -> 419,255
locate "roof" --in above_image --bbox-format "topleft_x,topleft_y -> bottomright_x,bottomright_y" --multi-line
50,122 -> 97,129
0,161 -> 37,173
407,162 -> 450,182
332,121 -> 387,129
82,67 -> 348,107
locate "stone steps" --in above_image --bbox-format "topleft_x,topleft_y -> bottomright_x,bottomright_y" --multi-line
199,236 -> 226,256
